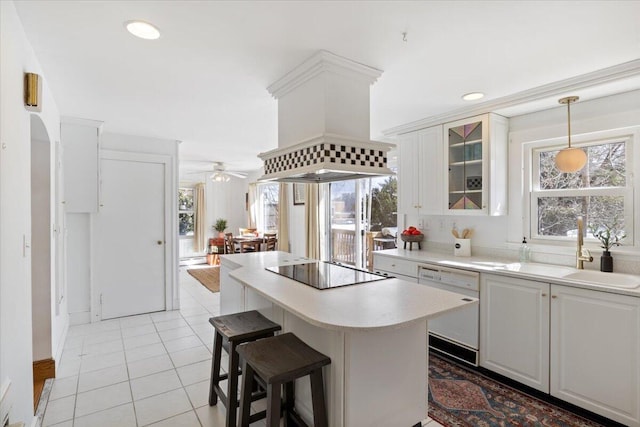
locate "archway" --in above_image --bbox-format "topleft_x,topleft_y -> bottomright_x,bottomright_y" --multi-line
30,114 -> 53,409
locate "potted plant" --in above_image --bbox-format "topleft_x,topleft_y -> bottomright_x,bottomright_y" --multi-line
589,221 -> 625,272
213,218 -> 228,238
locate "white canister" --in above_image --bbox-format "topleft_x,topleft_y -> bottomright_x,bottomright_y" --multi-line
454,238 -> 471,257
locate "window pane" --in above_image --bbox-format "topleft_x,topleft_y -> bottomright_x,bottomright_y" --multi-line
369,176 -> 397,230
178,188 -> 194,211
537,195 -> 625,237
260,183 -> 279,231
539,141 -> 625,190
179,213 -> 194,236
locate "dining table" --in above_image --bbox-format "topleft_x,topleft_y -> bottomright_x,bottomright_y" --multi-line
232,235 -> 266,252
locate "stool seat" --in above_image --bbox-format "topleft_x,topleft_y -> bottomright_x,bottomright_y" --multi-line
237,332 -> 331,384
237,333 -> 331,427
209,310 -> 281,341
208,310 -> 281,427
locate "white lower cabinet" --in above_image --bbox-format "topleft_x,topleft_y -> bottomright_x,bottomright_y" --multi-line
480,274 -> 550,392
372,254 -> 419,281
481,274 -> 640,426
550,285 -> 640,427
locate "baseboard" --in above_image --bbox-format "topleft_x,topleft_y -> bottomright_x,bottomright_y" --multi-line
69,311 -> 91,326
32,359 -> 55,383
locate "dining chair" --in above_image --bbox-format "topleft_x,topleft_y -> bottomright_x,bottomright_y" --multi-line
264,233 -> 277,251
224,233 -> 238,254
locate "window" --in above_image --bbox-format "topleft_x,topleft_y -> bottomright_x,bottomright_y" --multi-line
531,138 -> 632,241
178,187 -> 195,237
256,183 -> 279,232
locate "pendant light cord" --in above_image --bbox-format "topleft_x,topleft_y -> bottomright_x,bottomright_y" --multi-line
566,99 -> 572,148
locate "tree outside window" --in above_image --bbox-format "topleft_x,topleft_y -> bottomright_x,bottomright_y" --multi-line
179,188 -> 195,236
533,140 -> 629,240
257,183 -> 279,232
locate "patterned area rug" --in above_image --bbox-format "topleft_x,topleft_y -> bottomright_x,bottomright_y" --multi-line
187,266 -> 220,293
428,354 -> 606,427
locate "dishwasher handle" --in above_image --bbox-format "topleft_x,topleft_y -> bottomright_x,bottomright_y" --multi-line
418,266 -> 440,282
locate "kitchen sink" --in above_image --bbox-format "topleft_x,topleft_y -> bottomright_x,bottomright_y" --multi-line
561,270 -> 640,289
495,262 -> 575,277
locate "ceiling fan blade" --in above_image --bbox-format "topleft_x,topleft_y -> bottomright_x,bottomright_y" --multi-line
226,171 -> 248,178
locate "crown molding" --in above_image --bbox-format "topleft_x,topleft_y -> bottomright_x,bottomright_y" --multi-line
267,50 -> 383,99
383,58 -> 640,136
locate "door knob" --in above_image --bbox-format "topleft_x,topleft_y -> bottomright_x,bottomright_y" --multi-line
157,240 -> 163,245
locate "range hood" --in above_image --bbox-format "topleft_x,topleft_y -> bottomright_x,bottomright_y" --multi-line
258,51 -> 395,183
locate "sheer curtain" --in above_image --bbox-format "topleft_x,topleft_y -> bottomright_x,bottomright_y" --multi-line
305,183 -> 320,259
247,182 -> 258,229
278,183 -> 290,252
193,182 -> 206,252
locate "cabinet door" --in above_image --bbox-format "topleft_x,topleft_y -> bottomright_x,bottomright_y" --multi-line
397,131 -> 421,215
62,121 -> 101,213
480,274 -> 550,392
444,113 -> 507,216
550,285 -> 640,426
397,126 -> 443,216
416,126 -> 443,215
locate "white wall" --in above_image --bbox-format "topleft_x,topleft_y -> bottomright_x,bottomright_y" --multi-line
66,214 -> 91,325
0,1 -> 63,423
66,132 -> 179,322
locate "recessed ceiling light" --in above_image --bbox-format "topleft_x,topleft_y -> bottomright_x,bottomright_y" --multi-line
462,92 -> 485,101
125,20 -> 160,40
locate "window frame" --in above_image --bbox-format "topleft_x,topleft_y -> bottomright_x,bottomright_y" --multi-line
178,186 -> 196,238
528,134 -> 634,245
255,182 -> 279,233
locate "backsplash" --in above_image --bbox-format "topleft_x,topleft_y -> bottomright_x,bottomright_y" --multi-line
420,240 -> 640,275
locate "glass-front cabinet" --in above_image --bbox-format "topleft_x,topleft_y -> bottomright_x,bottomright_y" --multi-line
444,113 -> 508,215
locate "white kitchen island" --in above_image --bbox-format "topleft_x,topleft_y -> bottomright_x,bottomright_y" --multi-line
220,251 -> 476,427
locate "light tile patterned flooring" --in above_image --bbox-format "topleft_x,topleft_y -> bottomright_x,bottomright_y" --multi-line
42,267 -> 444,427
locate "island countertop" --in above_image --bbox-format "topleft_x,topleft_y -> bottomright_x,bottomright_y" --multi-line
224,251 -> 476,332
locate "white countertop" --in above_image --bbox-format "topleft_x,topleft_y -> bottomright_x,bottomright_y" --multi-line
375,249 -> 640,297
223,252 -> 476,331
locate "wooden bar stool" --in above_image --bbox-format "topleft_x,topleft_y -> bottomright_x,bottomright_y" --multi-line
236,332 -> 331,427
209,310 -> 281,427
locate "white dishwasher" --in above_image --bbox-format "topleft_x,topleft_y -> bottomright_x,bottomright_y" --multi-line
418,264 -> 479,365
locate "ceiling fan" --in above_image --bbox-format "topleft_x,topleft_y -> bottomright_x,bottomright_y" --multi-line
184,161 -> 248,182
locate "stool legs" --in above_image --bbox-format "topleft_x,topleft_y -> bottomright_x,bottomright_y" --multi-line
266,382 -> 282,427
238,359 -> 254,427
209,330 -> 223,406
226,342 -> 240,427
310,369 -> 328,427
283,381 -> 295,427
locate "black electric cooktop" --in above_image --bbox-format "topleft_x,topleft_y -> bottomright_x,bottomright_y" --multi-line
265,261 -> 389,290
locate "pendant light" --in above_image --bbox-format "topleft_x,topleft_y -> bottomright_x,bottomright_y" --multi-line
555,96 -> 586,173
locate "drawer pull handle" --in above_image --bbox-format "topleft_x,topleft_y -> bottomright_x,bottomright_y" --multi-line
551,295 -> 557,299
541,293 -> 547,297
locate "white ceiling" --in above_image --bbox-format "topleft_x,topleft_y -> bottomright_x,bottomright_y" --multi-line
13,1 -> 640,174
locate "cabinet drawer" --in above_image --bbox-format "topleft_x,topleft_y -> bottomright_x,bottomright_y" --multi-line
373,256 -> 418,278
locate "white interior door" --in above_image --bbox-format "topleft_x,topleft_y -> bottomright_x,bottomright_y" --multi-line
94,154 -> 166,319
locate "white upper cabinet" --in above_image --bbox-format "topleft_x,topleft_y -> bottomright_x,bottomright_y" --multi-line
444,113 -> 508,215
397,125 -> 443,215
61,118 -> 102,213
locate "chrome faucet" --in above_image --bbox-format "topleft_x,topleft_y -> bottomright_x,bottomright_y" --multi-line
576,216 -> 593,269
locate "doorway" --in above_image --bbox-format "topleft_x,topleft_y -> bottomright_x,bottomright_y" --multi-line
327,176 -> 398,269
30,115 -> 54,408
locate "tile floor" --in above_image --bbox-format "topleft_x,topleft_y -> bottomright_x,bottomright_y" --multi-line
42,267 -> 444,427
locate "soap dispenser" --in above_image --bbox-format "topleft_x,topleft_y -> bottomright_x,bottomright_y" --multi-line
519,237 -> 531,263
